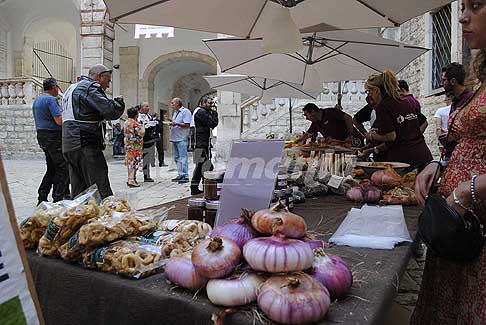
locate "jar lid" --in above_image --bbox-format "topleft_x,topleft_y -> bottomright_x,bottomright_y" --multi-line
273,189 -> 286,196
205,201 -> 220,210
284,188 -> 292,195
204,170 -> 225,180
188,198 -> 207,207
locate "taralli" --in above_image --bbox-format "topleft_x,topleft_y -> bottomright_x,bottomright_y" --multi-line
134,228 -> 206,258
20,203 -> 65,250
37,199 -> 100,256
60,211 -> 159,262
101,196 -> 132,215
159,220 -> 212,240
82,240 -> 164,279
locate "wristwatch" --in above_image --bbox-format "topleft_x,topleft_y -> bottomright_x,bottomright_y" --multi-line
373,146 -> 379,154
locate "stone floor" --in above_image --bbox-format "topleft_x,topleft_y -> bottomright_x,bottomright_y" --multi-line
3,156 -> 424,322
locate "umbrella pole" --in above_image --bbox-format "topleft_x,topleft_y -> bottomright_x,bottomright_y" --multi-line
289,98 -> 293,134
337,81 -> 342,107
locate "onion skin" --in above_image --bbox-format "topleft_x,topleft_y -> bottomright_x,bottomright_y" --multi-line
210,211 -> 257,249
258,273 -> 330,324
251,203 -> 307,238
192,237 -> 241,279
165,255 -> 208,290
243,235 -> 313,273
308,249 -> 353,301
206,273 -> 265,306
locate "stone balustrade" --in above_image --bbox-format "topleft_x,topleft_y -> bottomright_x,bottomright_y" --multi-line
0,77 -> 44,106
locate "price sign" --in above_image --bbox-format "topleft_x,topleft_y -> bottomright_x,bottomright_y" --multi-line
328,175 -> 344,189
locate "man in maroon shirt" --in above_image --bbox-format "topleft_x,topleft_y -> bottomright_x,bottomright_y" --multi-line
298,103 -> 354,144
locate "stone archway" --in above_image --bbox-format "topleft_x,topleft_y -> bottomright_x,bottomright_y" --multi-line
140,50 -> 217,112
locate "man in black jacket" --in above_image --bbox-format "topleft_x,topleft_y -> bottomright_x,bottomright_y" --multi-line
62,64 -> 125,199
190,96 -> 218,195
138,102 -> 158,182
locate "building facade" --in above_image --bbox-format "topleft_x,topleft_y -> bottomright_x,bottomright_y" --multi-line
0,0 -> 467,162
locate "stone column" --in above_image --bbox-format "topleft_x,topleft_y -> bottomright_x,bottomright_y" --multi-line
79,0 -> 115,76
215,91 -> 242,162
118,46 -> 140,108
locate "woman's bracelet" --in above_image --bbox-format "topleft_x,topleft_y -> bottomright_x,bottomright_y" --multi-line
453,188 -> 473,212
471,175 -> 479,205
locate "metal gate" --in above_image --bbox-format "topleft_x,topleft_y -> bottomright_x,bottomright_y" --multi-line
32,40 -> 74,92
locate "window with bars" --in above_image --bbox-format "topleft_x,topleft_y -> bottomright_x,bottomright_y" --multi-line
432,4 -> 452,90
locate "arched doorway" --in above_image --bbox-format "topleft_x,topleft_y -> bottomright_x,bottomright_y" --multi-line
141,51 -> 217,151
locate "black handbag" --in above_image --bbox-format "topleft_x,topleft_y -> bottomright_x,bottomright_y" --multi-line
418,187 -> 485,262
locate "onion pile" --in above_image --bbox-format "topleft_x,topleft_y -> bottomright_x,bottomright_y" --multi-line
258,273 -> 330,324
243,235 -> 314,273
346,183 -> 382,203
191,237 -> 241,279
308,249 -> 353,301
251,202 -> 307,238
210,209 -> 257,248
206,273 -> 265,306
371,167 -> 402,190
165,254 -> 208,290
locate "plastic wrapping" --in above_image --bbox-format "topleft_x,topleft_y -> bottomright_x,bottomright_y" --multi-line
133,229 -> 196,258
101,195 -> 132,215
158,220 -> 212,239
59,207 -> 171,262
20,202 -> 65,250
82,240 -> 164,279
37,185 -> 101,256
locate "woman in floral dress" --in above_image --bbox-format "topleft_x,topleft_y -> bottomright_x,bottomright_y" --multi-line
124,107 -> 145,187
412,1 -> 486,323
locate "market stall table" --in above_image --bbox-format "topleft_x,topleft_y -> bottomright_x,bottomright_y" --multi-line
26,195 -> 421,325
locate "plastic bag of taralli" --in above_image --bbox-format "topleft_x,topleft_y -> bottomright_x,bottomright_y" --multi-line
158,219 -> 212,240
82,240 -> 164,279
133,229 -> 200,258
59,206 -> 171,262
37,185 -> 101,257
20,202 -> 66,250
100,192 -> 134,216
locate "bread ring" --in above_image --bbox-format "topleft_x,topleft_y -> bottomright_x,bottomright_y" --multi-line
135,249 -> 154,265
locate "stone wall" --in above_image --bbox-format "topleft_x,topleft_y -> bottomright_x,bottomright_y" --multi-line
0,104 -> 42,159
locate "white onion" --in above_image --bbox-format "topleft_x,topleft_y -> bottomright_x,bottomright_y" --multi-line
165,254 -> 208,290
258,273 -> 330,324
206,273 -> 265,306
243,235 -> 313,273
192,237 -> 241,279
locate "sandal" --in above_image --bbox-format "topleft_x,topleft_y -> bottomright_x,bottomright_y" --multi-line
127,181 -> 140,188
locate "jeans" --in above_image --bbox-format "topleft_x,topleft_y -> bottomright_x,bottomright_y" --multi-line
36,130 -> 70,202
173,140 -> 188,178
64,145 -> 113,199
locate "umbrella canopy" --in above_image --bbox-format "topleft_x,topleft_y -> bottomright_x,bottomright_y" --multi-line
204,30 -> 428,90
104,0 -> 453,52
203,74 -> 319,100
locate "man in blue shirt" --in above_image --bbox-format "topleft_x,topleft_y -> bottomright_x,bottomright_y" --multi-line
32,78 -> 69,204
169,97 -> 192,183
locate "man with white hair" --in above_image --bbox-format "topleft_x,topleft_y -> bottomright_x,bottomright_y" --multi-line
169,97 -> 191,183
62,64 -> 125,199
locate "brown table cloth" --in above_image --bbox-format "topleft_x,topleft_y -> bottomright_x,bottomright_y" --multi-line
26,195 -> 421,325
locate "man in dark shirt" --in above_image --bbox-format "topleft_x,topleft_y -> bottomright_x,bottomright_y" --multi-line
152,112 -> 167,167
138,102 -> 158,182
62,64 -> 125,199
190,96 -> 219,195
33,78 -> 70,205
439,63 -> 474,161
399,80 -> 428,133
298,103 -> 354,144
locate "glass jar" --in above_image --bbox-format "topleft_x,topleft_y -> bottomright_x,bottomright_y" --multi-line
205,201 -> 220,227
187,198 -> 206,221
204,171 -> 225,201
284,187 -> 294,211
276,166 -> 288,190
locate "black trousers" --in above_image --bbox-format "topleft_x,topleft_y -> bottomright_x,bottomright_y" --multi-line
143,144 -> 155,178
36,130 -> 70,202
64,145 -> 113,199
191,147 -> 213,191
155,139 -> 165,165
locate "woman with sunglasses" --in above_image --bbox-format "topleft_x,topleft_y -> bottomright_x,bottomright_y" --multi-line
411,1 -> 486,323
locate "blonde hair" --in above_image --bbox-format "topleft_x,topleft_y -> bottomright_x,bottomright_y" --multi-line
365,69 -> 401,101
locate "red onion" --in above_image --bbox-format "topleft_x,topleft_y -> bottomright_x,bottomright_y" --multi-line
371,167 -> 402,190
346,184 -> 382,203
258,273 -> 330,324
210,209 -> 257,249
192,237 -> 241,279
243,235 -> 313,273
251,202 -> 307,238
308,249 -> 353,301
206,273 -> 265,306
165,254 -> 208,290
303,238 -> 332,250
346,186 -> 363,202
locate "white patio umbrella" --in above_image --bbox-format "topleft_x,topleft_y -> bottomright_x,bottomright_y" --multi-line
204,30 -> 428,91
103,0 -> 453,53
203,74 -> 319,101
